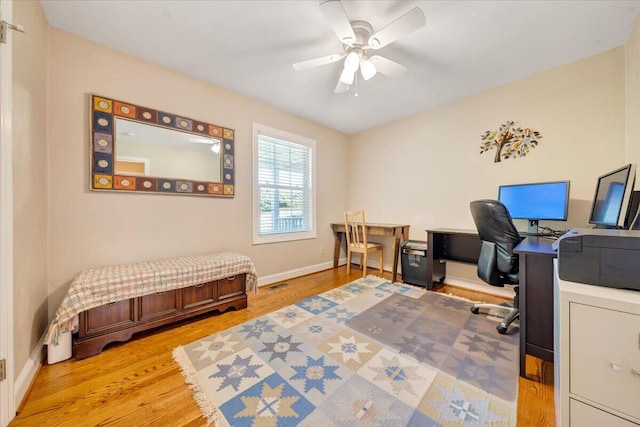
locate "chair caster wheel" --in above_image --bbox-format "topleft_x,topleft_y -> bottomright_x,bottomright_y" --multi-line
470,307 -> 479,314
496,325 -> 508,334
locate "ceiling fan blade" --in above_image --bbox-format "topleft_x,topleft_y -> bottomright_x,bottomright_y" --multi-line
319,0 -> 357,45
293,53 -> 345,71
370,55 -> 407,78
334,80 -> 349,94
368,7 -> 426,49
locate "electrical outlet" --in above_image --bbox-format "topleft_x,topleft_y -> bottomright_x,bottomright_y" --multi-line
320,246 -> 325,255
0,358 -> 6,381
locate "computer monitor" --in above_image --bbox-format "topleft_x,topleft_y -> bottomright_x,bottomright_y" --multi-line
588,163 -> 637,229
498,180 -> 570,235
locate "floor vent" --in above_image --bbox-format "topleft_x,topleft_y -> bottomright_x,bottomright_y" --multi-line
268,283 -> 288,290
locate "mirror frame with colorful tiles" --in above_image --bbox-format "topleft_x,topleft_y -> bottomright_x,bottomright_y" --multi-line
90,94 -> 235,197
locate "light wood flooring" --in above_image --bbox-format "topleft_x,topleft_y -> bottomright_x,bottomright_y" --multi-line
10,267 -> 554,426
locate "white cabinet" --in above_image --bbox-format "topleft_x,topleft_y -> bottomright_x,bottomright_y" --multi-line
555,275 -> 640,426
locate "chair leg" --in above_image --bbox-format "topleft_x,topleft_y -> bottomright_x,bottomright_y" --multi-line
497,310 -> 519,335
362,253 -> 368,277
346,251 -> 351,274
378,250 -> 383,274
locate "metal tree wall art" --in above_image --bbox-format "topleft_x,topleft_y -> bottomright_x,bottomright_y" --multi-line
480,121 -> 542,163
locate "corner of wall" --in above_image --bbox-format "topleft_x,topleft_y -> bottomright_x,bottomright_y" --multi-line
625,14 -> 640,169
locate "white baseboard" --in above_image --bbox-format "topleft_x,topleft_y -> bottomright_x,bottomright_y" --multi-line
258,255 -> 405,288
14,333 -> 45,409
340,256 -> 400,276
258,259 -> 345,287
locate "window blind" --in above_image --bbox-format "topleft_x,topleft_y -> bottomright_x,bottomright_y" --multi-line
257,133 -> 313,236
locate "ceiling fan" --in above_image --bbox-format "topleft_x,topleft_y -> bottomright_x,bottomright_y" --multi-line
293,0 -> 426,94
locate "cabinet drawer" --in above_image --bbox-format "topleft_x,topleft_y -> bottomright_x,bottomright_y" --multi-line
570,302 -> 640,419
139,290 -> 178,322
80,299 -> 136,336
217,275 -> 245,301
182,281 -> 216,310
570,399 -> 638,427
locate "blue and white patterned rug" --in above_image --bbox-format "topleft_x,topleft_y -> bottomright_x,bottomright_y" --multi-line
173,276 -> 518,426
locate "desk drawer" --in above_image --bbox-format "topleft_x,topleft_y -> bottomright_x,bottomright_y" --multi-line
79,299 -> 136,336
139,290 -> 178,322
182,281 -> 216,310
569,302 -> 640,419
570,399 -> 638,427
217,275 -> 245,301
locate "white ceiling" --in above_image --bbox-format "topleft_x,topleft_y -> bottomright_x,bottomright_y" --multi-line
40,0 -> 640,135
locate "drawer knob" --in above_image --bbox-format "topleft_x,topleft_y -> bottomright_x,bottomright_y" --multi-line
194,283 -> 204,288
155,291 -> 165,296
227,276 -> 236,281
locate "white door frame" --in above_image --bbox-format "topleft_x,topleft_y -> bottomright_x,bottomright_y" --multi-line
0,0 -> 16,424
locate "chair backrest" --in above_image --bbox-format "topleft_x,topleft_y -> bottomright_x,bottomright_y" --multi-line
470,199 -> 523,284
344,210 -> 368,248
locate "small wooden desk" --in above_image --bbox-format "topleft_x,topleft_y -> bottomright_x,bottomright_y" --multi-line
330,223 -> 410,283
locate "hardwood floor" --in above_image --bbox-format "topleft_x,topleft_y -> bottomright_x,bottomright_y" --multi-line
10,267 -> 554,426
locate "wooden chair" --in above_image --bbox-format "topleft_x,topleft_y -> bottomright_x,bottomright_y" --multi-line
344,210 -> 383,277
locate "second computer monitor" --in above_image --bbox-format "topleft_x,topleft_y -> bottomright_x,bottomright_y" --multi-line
498,180 -> 570,235
588,164 -> 637,229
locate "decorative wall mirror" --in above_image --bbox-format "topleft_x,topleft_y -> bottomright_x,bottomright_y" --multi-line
90,94 -> 235,197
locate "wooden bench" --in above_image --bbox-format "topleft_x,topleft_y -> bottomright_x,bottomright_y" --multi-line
46,252 -> 258,360
74,274 -> 247,359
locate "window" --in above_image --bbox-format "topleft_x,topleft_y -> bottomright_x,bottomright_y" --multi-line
252,123 -> 316,244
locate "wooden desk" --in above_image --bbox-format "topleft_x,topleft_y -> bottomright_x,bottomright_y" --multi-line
330,223 -> 410,283
514,237 -> 557,377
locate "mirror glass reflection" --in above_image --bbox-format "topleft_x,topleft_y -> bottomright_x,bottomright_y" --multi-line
114,117 -> 221,182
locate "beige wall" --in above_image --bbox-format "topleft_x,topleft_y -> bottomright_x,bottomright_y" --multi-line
13,0 -> 49,381
349,48 -> 626,288
46,28 -> 350,314
626,15 -> 640,170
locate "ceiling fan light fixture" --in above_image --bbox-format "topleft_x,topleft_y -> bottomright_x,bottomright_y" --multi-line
339,68 -> 355,85
344,50 -> 361,71
360,57 -> 377,80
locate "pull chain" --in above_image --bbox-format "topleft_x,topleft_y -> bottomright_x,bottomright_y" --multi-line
355,71 -> 359,97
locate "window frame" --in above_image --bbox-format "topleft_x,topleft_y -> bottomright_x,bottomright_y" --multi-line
252,123 -> 317,245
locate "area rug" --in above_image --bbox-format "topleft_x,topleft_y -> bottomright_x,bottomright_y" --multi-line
173,276 -> 518,426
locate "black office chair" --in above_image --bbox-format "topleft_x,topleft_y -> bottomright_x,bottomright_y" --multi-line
469,199 -> 524,334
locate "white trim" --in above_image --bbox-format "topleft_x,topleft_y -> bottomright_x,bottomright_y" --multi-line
14,334 -> 45,410
258,257 -> 395,288
115,155 -> 151,175
0,0 -> 15,423
252,122 -> 317,245
257,259 -> 343,288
